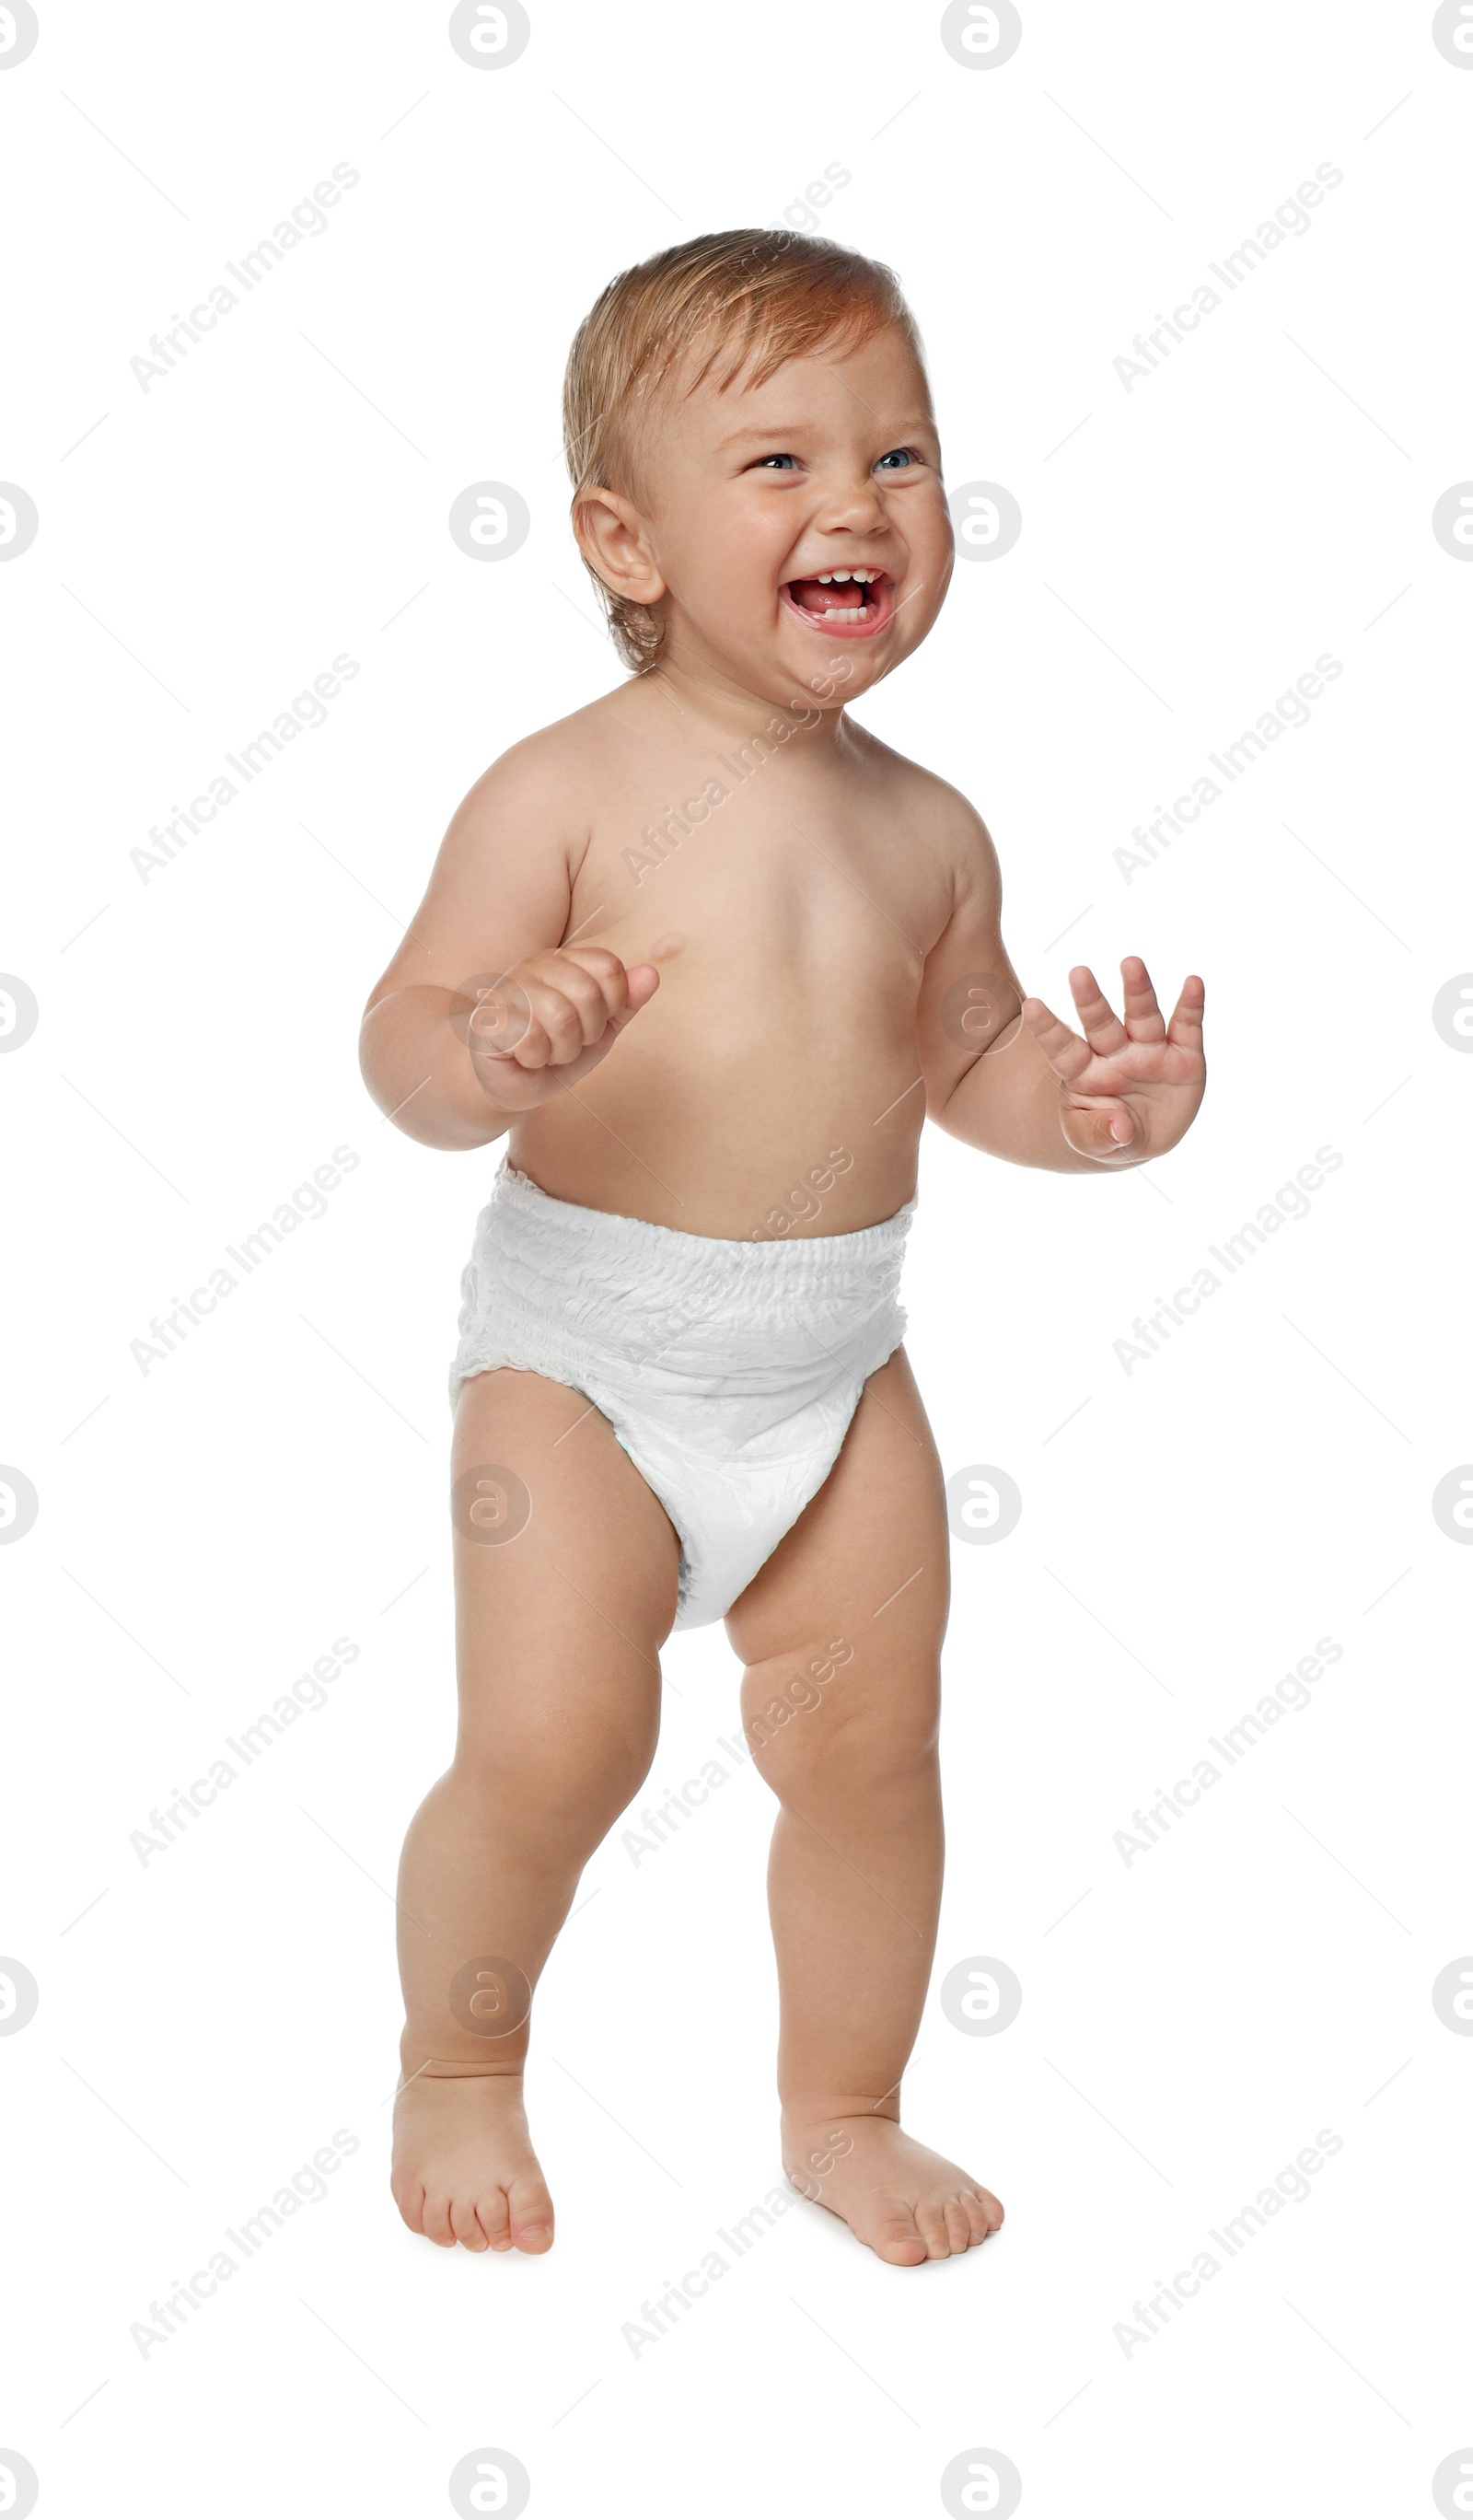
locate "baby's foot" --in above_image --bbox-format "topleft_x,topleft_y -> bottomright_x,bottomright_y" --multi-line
783,2110 -> 1003,2266
391,2070 -> 553,2253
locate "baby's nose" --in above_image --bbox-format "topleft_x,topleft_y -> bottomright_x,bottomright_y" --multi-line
814,481 -> 887,528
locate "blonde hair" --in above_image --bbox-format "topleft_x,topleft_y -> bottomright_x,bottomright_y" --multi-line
563,229 -> 921,672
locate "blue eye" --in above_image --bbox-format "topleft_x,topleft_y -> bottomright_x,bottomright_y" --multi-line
756,453 -> 800,470
876,447 -> 917,470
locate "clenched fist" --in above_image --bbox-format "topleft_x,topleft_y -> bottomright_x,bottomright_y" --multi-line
452,947 -> 659,1111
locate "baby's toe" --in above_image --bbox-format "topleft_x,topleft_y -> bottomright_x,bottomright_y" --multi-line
450,2196 -> 490,2251
966,2186 -> 1003,2240
420,2192 -> 456,2247
476,2189 -> 514,2252
867,2201 -> 928,2267
393,2177 -> 427,2236
508,2173 -> 554,2253
914,2201 -> 955,2260
944,2196 -> 974,2254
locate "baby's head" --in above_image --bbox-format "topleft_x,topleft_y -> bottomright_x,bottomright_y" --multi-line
563,229 -> 951,707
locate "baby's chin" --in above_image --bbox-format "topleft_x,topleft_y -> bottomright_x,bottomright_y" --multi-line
667,604 -> 901,708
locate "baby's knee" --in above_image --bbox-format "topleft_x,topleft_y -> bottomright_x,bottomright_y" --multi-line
455,1711 -> 655,1840
741,1638 -> 939,1796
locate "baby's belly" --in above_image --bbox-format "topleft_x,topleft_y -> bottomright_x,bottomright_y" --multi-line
508,947 -> 923,1240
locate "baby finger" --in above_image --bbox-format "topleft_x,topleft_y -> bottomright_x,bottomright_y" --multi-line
522,981 -> 594,1065
466,974 -> 534,1061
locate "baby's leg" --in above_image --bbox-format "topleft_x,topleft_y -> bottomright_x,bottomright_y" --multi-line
725,1347 -> 1003,2267
392,1366 -> 679,2253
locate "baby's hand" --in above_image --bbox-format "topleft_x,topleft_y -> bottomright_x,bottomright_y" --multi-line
1023,957 -> 1205,1163
457,947 -> 659,1110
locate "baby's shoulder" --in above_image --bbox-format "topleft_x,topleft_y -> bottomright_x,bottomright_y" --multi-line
467,691 -> 621,812
849,725 -> 998,872
443,692 -> 632,884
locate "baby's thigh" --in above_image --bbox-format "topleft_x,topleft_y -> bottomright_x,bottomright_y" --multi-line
451,1366 -> 680,1772
725,1349 -> 949,1772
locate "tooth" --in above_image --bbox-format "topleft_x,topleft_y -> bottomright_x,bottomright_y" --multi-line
831,570 -> 852,583
817,574 -> 832,584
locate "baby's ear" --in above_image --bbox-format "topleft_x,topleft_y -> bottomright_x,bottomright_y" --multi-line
574,488 -> 665,606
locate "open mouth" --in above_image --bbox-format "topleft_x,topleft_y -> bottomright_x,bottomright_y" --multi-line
780,567 -> 896,638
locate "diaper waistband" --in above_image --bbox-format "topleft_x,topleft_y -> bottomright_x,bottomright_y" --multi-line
490,1161 -> 916,1279
457,1160 -> 913,1397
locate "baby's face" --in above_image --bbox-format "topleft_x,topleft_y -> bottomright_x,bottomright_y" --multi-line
634,322 -> 952,705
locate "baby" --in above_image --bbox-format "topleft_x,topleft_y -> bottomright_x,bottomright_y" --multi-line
360,230 -> 1206,2267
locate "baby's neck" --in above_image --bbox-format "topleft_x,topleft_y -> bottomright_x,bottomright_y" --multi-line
632,653 -> 849,753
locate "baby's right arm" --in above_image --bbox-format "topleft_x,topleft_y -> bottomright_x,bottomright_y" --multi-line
358,740 -> 657,1150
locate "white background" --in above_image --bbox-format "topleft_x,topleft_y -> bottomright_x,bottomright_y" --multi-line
3,1 -> 1471,2513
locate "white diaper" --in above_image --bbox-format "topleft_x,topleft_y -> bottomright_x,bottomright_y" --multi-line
449,1163 -> 914,1630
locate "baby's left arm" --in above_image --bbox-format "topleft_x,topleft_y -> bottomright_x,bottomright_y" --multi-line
916,797 -> 1206,1172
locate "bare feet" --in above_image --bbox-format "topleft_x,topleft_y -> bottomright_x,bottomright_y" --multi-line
391,2070 -> 554,2254
783,2110 -> 1003,2266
